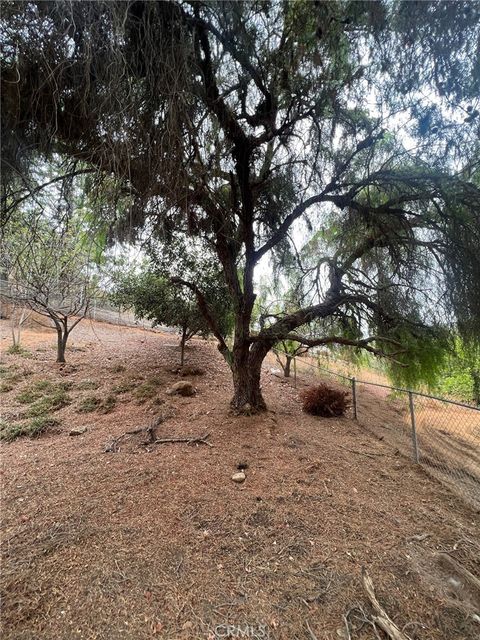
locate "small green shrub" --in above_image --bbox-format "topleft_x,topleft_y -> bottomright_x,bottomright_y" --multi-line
16,388 -> 43,404
6,344 -> 29,356
100,394 -> 116,414
0,366 -> 28,385
0,381 -> 14,393
16,381 -> 72,405
0,416 -> 60,441
77,379 -> 101,391
77,393 -> 116,413
112,380 -> 136,394
27,390 -> 71,417
134,382 -> 158,403
77,395 -> 101,413
438,372 -> 474,403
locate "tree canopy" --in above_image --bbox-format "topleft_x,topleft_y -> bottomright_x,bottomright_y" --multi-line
1,0 -> 480,410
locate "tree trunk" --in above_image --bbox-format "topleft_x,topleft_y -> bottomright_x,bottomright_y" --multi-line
472,369 -> 480,407
56,329 -> 68,363
179,325 -> 187,366
283,355 -> 292,378
230,343 -> 268,413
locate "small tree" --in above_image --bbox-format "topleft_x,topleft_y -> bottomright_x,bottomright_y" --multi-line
7,300 -> 31,352
275,340 -> 309,378
111,265 -> 232,366
1,211 -> 99,363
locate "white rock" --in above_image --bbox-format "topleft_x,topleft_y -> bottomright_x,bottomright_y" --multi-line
231,471 -> 246,483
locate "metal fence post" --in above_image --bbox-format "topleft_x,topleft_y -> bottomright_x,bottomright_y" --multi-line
351,376 -> 358,420
293,356 -> 297,388
408,391 -> 419,463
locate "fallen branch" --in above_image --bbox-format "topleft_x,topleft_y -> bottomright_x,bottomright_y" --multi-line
153,433 -> 213,448
339,445 -> 386,459
104,417 -> 161,452
362,568 -> 412,640
105,423 -> 213,452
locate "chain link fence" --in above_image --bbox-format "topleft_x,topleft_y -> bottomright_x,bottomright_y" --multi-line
273,349 -> 480,510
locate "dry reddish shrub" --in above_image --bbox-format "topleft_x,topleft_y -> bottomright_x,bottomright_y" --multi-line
300,384 -> 350,417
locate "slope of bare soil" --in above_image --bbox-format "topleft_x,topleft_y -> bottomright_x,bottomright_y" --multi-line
1,319 -> 479,640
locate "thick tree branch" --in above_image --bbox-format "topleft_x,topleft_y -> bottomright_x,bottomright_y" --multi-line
170,276 -> 230,357
280,333 -> 407,364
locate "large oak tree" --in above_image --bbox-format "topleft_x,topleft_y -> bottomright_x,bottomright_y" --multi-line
2,0 -> 480,411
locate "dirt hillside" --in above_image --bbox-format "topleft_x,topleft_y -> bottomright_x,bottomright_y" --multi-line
1,319 -> 479,640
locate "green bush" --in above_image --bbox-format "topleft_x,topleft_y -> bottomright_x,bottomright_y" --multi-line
134,381 -> 159,403
437,372 -> 474,403
16,388 -> 43,404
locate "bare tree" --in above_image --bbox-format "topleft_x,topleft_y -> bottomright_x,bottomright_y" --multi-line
1,210 -> 99,363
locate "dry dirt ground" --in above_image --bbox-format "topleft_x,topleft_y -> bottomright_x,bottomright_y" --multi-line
1,319 -> 479,640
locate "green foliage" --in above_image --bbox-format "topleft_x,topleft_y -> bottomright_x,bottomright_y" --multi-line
133,378 -> 162,404
384,328 -> 449,390
77,379 -> 101,391
435,337 -> 480,404
111,254 -> 233,343
77,396 -> 101,413
27,389 -> 71,417
77,393 -> 116,413
100,394 -> 117,414
111,380 -> 136,395
16,380 -> 72,405
0,416 -> 60,442
16,388 -> 42,404
6,344 -> 29,356
439,371 -> 475,402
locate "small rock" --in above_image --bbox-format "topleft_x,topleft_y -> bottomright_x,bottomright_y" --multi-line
231,471 -> 246,483
69,427 -> 87,436
166,381 -> 195,396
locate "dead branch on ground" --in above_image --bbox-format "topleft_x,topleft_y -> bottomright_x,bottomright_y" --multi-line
362,568 -> 412,640
104,413 -> 212,452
